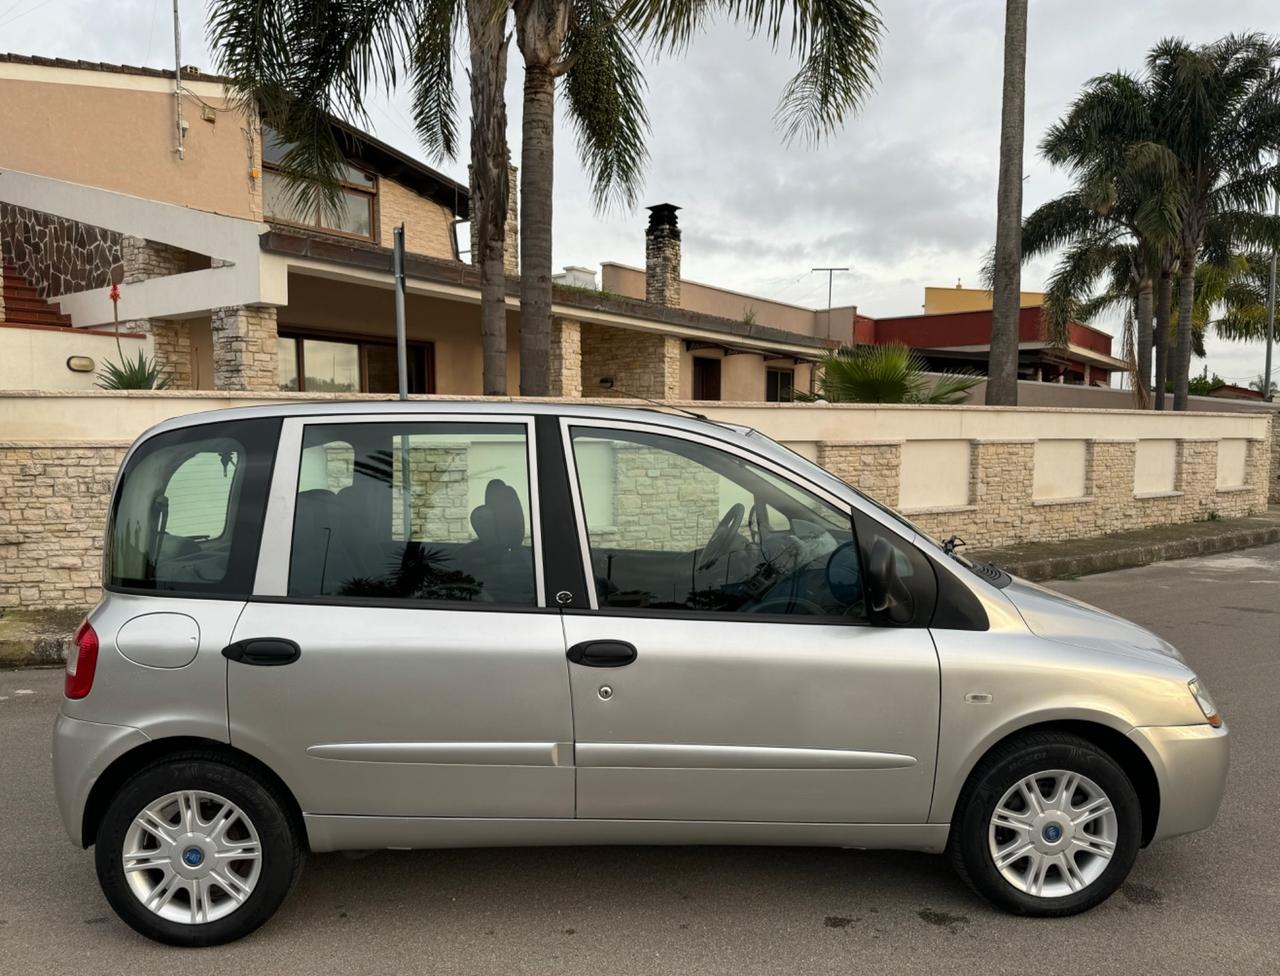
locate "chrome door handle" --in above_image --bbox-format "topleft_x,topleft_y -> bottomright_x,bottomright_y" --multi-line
566,640 -> 637,668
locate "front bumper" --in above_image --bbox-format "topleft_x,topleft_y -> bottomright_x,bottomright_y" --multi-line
1129,722 -> 1229,842
52,710 -> 149,847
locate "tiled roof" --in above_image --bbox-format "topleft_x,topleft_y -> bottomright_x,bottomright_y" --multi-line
0,52 -> 229,83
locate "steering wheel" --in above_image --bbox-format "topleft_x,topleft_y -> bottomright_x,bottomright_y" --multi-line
697,503 -> 745,571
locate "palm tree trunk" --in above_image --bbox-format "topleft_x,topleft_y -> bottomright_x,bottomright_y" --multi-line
1135,275 -> 1154,403
1173,241 -> 1196,411
1154,269 -> 1171,410
518,61 -> 555,395
467,0 -> 511,396
985,0 -> 1028,406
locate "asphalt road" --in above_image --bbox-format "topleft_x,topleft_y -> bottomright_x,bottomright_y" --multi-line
3,545 -> 1279,974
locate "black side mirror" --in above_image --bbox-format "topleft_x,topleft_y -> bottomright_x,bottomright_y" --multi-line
867,537 -> 914,624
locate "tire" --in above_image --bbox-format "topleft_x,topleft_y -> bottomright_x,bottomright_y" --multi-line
94,754 -> 305,946
948,731 -> 1141,917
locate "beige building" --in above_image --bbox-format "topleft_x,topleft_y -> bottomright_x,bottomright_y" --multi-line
0,55 -> 836,401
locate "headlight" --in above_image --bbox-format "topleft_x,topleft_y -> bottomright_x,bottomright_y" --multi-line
1188,679 -> 1222,728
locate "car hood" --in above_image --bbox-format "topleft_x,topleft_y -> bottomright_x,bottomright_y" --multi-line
1000,576 -> 1186,666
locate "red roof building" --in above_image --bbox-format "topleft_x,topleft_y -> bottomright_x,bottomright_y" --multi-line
853,306 -> 1126,386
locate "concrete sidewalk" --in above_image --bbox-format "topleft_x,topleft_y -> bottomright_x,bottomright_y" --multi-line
969,507 -> 1280,582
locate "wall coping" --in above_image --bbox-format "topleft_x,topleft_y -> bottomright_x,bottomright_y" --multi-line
0,389 -> 1264,420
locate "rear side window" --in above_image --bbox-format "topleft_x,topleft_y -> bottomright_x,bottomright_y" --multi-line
287,422 -> 537,606
107,419 -> 279,596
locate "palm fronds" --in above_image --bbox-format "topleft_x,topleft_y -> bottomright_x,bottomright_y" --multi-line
798,344 -> 981,405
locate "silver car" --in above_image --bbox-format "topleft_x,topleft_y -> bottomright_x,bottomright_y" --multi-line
53,402 -> 1227,945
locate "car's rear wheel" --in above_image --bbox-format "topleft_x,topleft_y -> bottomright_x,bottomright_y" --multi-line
95,755 -> 304,946
948,731 -> 1141,916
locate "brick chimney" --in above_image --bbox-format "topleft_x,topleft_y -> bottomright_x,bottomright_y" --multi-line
645,203 -> 681,306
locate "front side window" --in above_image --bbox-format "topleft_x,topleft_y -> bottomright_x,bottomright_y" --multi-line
569,427 -> 863,619
107,419 -> 279,595
288,422 -> 536,605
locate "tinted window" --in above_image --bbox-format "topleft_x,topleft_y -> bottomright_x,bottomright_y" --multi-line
106,419 -> 279,595
570,428 -> 863,619
288,422 -> 537,605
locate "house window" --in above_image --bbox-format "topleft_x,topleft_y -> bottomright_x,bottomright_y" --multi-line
692,357 -> 722,401
262,127 -> 377,240
277,332 -> 434,394
766,367 -> 795,402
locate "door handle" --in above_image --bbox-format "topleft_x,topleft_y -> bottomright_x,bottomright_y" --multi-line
222,638 -> 301,667
567,640 -> 637,668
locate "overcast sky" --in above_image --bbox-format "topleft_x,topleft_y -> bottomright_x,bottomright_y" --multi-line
5,0 -> 1277,386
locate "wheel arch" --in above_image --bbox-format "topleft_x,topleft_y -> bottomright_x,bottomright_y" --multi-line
80,736 -> 307,850
941,719 -> 1161,848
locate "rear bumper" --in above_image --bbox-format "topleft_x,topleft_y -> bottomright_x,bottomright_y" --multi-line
52,710 -> 149,847
1129,722 -> 1229,842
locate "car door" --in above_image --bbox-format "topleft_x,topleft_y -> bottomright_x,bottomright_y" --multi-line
559,417 -> 940,824
227,412 -> 574,821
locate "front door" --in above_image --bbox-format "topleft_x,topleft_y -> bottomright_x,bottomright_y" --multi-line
560,419 -> 940,824
227,414 -> 574,820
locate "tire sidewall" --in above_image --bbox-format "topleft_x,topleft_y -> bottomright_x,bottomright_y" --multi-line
95,759 -> 298,947
957,738 -> 1142,916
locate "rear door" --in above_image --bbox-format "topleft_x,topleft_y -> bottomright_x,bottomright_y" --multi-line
227,413 -> 574,820
559,418 -> 941,825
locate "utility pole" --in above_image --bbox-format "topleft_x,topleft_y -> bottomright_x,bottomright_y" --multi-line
812,267 -> 849,341
171,0 -> 185,159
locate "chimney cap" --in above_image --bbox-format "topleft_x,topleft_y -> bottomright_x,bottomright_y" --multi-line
646,203 -> 681,230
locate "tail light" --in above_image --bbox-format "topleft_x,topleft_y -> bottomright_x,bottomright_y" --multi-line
65,620 -> 99,700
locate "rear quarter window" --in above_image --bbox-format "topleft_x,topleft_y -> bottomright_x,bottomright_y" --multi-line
106,418 -> 280,596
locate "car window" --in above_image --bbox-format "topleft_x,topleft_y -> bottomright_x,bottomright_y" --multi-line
106,419 -> 279,595
569,427 -> 864,620
287,422 -> 537,606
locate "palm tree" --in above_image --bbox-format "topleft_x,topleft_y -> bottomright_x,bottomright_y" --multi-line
210,1 -> 886,399
1023,71 -> 1182,404
1145,34 -> 1280,410
798,345 -> 981,405
512,0 -> 886,394
986,0 -> 1028,406
207,0 -> 518,396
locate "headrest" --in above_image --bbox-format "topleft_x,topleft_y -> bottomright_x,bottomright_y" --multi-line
469,479 -> 525,548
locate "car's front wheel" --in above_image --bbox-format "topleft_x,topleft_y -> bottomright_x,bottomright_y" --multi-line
94,755 -> 304,946
949,731 -> 1142,916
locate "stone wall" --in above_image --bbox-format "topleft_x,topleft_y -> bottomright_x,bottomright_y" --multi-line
210,305 -> 280,391
119,237 -> 197,388
0,203 -> 123,298
0,443 -> 126,610
1271,416 -> 1280,505
819,433 -> 1273,550
378,179 -> 460,260
580,324 -> 681,400
0,395 -> 1271,613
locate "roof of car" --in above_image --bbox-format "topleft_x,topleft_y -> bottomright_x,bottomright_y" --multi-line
139,399 -> 755,442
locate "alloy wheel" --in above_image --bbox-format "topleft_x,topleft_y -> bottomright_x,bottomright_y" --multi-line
987,769 -> 1118,898
121,790 -> 263,925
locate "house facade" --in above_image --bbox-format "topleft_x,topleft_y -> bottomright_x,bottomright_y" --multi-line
0,56 -> 835,401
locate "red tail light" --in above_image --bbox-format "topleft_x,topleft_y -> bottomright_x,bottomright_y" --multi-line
65,620 -> 99,700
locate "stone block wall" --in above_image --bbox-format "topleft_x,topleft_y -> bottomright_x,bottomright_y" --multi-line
210,305 -> 280,391
1271,416 -> 1280,504
0,203 -> 123,298
0,443 -> 126,610
118,237 -> 197,388
580,324 -> 681,400
0,402 -> 1271,613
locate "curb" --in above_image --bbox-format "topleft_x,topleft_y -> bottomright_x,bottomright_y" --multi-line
973,524 -> 1280,582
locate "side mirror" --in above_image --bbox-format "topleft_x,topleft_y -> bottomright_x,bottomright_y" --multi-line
867,537 -> 914,624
